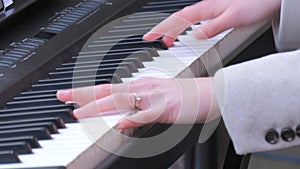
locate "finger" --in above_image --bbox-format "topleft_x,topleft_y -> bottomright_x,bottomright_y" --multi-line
142,32 -> 162,41
56,89 -> 71,102
162,36 -> 177,47
143,1 -> 218,43
117,91 -> 166,129
117,109 -> 158,130
56,85 -> 109,106
73,93 -> 135,119
192,10 -> 235,39
143,14 -> 192,41
174,0 -> 219,23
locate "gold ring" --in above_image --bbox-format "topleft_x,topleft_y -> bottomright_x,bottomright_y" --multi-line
132,93 -> 142,111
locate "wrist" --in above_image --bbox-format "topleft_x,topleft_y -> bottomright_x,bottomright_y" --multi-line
195,78 -> 221,123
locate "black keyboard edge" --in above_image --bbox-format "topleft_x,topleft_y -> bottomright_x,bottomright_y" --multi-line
0,0 -> 152,107
16,167 -> 66,169
0,0 -> 39,24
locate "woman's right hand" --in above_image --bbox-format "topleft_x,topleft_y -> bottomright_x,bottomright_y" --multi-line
143,0 -> 281,47
56,77 -> 220,130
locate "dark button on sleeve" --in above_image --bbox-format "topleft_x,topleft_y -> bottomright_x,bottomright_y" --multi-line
265,129 -> 279,144
281,128 -> 295,142
296,125 -> 300,137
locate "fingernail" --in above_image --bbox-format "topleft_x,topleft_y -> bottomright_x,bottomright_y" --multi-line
57,90 -> 70,97
73,109 -> 80,118
142,33 -> 150,40
72,110 -> 78,119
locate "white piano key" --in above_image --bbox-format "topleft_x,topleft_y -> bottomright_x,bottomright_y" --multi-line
0,115 -> 122,169
0,18 -> 270,169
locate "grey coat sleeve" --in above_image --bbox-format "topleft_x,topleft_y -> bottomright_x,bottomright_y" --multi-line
214,50 -> 300,155
213,0 -> 300,155
273,0 -> 300,51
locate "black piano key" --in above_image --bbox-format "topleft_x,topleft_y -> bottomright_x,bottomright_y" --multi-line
91,47 -> 155,56
0,117 -> 66,129
0,103 -> 76,114
56,62 -> 138,74
98,34 -> 139,40
0,136 -> 41,148
14,93 -> 57,101
148,0 -> 197,5
0,127 -> 52,140
144,8 -> 182,14
48,67 -> 131,79
37,74 -> 122,85
94,34 -> 151,44
6,98 -> 64,109
108,27 -> 159,35
97,39 -> 167,50
128,40 -> 167,50
108,16 -> 160,30
100,57 -> 144,68
79,45 -> 159,55
115,48 -> 159,57
0,108 -> 75,123
142,2 -> 195,12
64,57 -> 144,69
20,89 -> 59,96
0,122 -> 59,134
0,141 -> 33,154
31,78 -> 111,91
0,151 -> 20,164
75,50 -> 155,62
92,45 -> 164,61
101,36 -> 141,43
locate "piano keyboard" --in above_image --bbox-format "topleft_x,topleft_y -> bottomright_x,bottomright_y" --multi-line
0,0 -> 269,168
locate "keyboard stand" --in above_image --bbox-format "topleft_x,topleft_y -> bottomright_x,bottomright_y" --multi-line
223,141 -> 251,169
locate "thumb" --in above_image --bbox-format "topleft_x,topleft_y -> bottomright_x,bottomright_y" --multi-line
117,110 -> 159,130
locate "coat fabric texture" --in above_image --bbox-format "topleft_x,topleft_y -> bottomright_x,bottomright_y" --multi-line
214,0 -> 300,155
